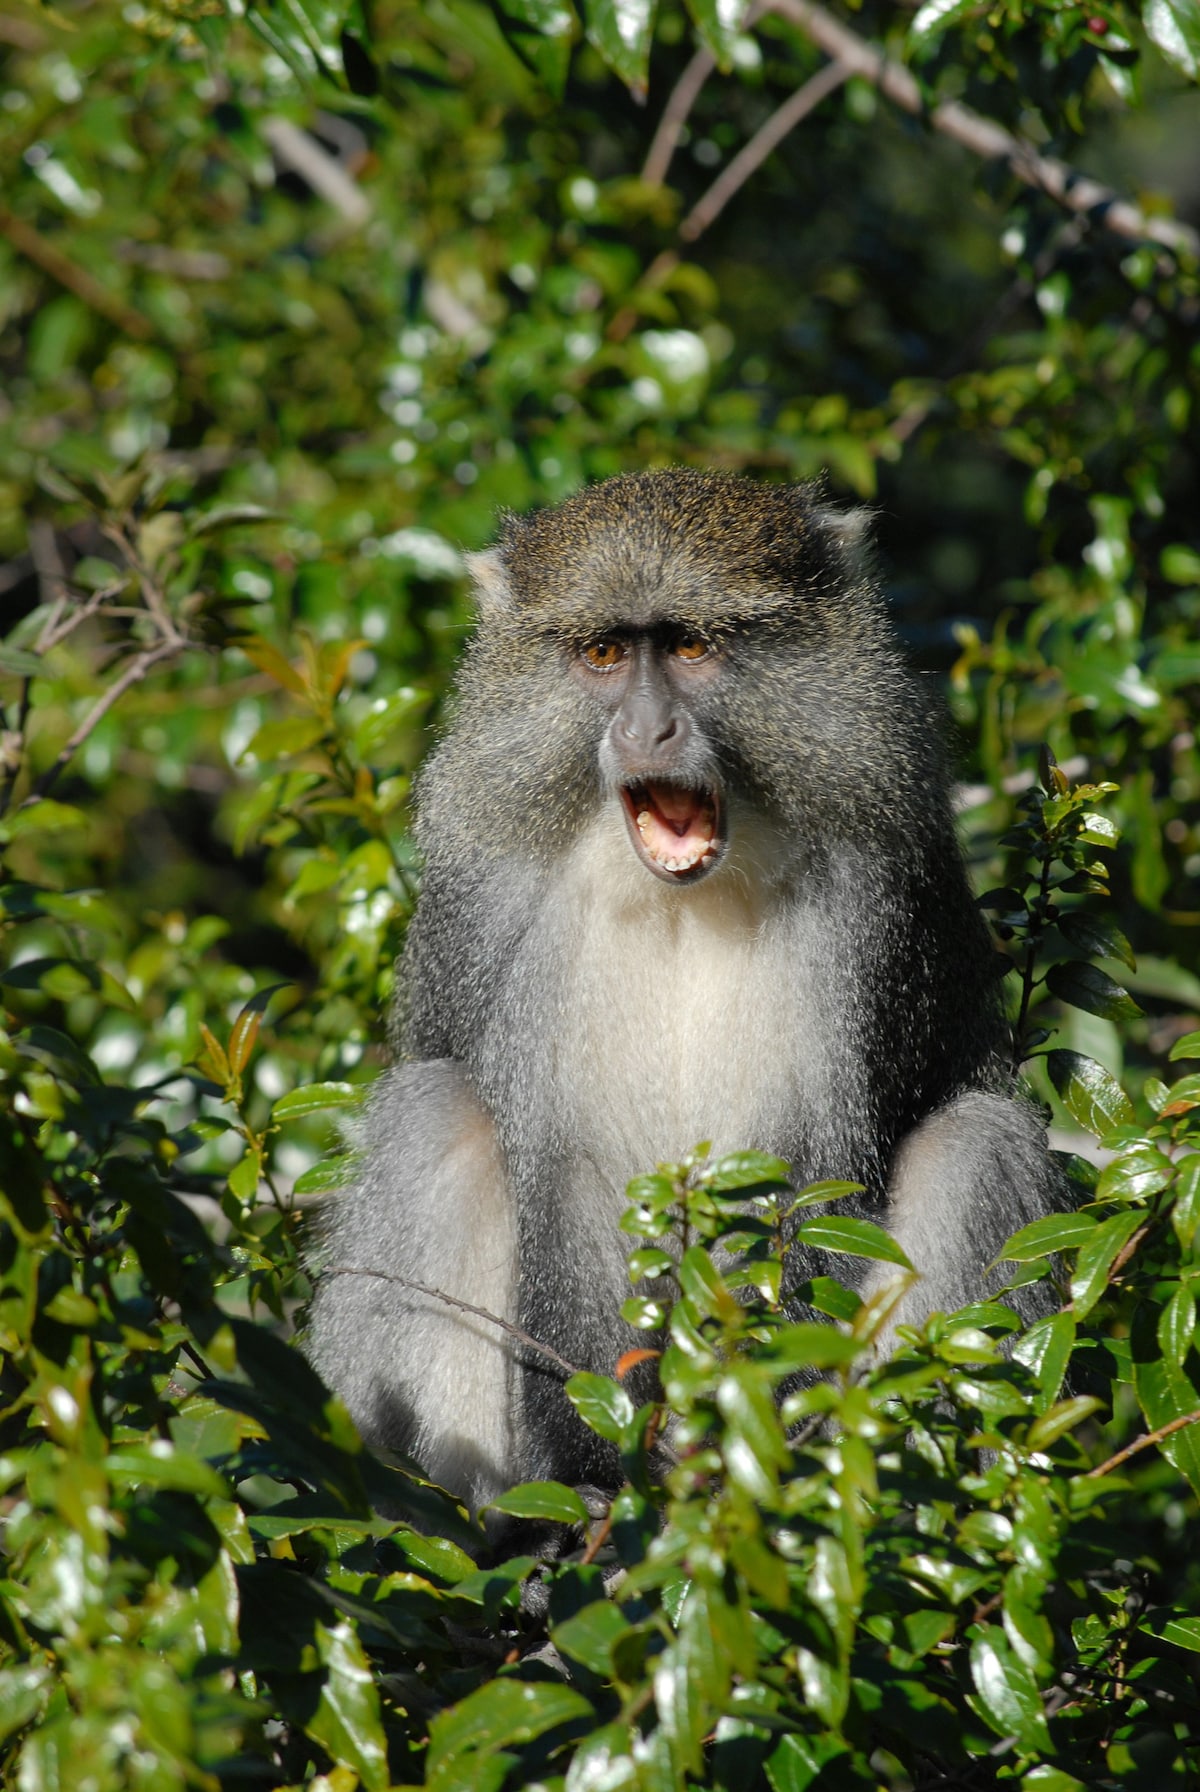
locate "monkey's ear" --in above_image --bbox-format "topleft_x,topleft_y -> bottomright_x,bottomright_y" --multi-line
813,504 -> 876,576
466,549 -> 515,620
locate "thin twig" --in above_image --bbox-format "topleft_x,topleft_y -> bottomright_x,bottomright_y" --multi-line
321,1266 -> 581,1378
642,0 -> 771,189
0,203 -> 155,339
25,636 -> 185,805
1086,1407 -> 1200,1479
37,582 -> 128,654
679,57 -> 852,242
766,0 -> 1200,258
642,43 -> 719,187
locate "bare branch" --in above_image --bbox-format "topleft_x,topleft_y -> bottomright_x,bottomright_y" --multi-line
25,635 -> 187,805
0,203 -> 155,339
679,57 -> 852,242
260,117 -> 371,229
1086,1407 -> 1200,1479
643,0 -> 772,191
642,43 -> 720,188
321,1266 -> 581,1378
766,0 -> 1200,258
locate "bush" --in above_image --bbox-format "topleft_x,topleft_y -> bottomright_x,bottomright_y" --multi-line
2,0 -> 1199,1785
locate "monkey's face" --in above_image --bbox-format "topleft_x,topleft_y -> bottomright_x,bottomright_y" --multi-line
576,627 -> 726,885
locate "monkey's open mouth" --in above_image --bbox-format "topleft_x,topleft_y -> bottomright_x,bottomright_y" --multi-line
618,780 -> 723,882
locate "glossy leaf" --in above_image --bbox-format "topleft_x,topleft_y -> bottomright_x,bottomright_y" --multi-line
1172,1153 -> 1200,1248
584,0 -> 656,90
1143,0 -> 1200,76
999,1210 -> 1099,1261
969,1628 -> 1052,1754
1045,961 -> 1142,1022
487,1480 -> 591,1524
271,1081 -> 367,1119
795,1214 -> 913,1267
1070,1209 -> 1145,1318
1057,909 -> 1135,970
427,1679 -> 593,1783
565,1372 -> 635,1441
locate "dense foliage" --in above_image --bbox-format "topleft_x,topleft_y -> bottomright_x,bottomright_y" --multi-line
1,0 -> 1199,1785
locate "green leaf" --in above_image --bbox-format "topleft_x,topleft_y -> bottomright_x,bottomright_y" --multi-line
0,1662 -> 52,1745
1076,811 -> 1120,848
1157,1284 -> 1196,1366
1057,909 -> 1136,971
427,1679 -> 593,1785
488,0 -> 577,94
703,1149 -> 792,1190
105,1443 -> 229,1497
305,1620 -> 390,1791
1148,1615 -> 1200,1652
1143,0 -> 1200,77
1170,1029 -> 1200,1061
353,685 -> 429,759
802,1276 -> 862,1322
678,1244 -> 740,1319
186,502 -> 277,537
1025,1395 -> 1103,1450
969,1628 -> 1052,1754
1070,1209 -> 1145,1319
293,1151 -> 363,1194
765,1732 -> 853,1792
1045,961 -> 1142,1022
242,715 -> 327,761
0,646 -> 46,678
486,1480 -> 591,1524
565,1724 -> 639,1791
795,1214 -> 913,1267
551,1600 -> 634,1676
272,1081 -> 367,1119
1000,1210 -> 1099,1261
566,1372 -> 635,1442
584,0 -> 657,91
1012,1312 -> 1076,1404
1132,1355 -> 1200,1494
1047,1049 -> 1135,1137
1172,1153 -> 1200,1249
1094,1142 -> 1173,1203
909,0 -> 980,43
762,1322 -> 863,1371
789,1178 -> 865,1211
684,0 -> 753,67
1160,1072 -> 1200,1116
0,800 -> 88,842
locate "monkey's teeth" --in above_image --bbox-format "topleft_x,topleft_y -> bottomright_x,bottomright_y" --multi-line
637,811 -> 651,829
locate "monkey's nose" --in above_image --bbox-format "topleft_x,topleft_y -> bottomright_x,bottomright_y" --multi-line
615,695 -> 685,759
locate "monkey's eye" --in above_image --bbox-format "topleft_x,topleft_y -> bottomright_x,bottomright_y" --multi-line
671,632 -> 713,662
580,637 -> 628,671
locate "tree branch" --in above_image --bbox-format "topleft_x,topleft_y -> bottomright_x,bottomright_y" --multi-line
1085,1407 -> 1200,1479
320,1266 -> 581,1378
642,0 -> 771,189
765,0 -> 1199,258
679,57 -> 852,242
26,635 -> 186,806
0,203 -> 155,339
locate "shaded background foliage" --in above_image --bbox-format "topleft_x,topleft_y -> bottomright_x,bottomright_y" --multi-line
1,0 -> 1200,1786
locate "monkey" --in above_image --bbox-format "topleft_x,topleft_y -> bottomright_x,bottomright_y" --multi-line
306,469 -> 1066,1515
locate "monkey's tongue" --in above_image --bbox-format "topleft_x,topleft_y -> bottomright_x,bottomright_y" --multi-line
632,781 -> 717,874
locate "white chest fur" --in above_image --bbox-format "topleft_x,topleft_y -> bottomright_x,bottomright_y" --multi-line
544,807 -> 827,1185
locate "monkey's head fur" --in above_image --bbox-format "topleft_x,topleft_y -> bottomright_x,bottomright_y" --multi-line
419,469 -> 953,887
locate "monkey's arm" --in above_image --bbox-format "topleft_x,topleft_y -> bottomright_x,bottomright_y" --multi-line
304,1060 -> 519,1513
870,1090 -> 1068,1337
